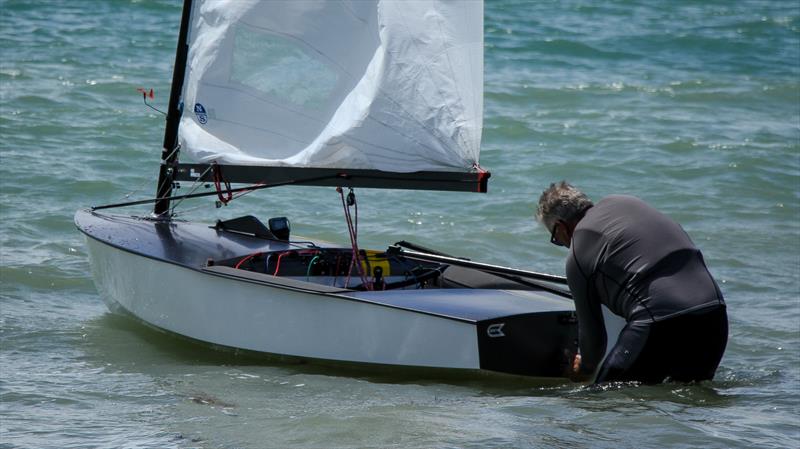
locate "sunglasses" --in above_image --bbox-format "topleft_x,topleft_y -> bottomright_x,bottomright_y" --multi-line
550,221 -> 566,247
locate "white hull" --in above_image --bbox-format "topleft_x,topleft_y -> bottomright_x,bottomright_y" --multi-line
85,237 -> 481,370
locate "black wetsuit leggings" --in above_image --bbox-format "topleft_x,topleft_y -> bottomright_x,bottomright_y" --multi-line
595,305 -> 728,384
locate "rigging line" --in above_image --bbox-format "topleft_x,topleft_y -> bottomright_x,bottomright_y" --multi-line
167,187 -> 272,220
229,184 -> 261,201
341,190 -> 361,287
153,144 -> 182,200
353,191 -> 358,241
121,173 -> 157,201
212,164 -> 233,205
273,252 -> 287,276
169,204 -> 204,218
306,255 -> 320,281
234,252 -> 262,270
338,188 -> 370,290
173,180 -> 271,216
211,178 -> 269,208
119,144 -> 182,209
387,252 -> 422,288
142,96 -> 167,116
91,174 -> 341,211
170,163 -> 214,214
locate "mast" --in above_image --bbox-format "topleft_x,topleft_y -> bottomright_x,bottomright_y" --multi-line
154,0 -> 194,216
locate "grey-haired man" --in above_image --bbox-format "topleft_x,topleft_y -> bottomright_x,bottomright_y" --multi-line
537,181 -> 728,383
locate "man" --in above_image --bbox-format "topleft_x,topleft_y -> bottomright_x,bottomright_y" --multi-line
536,181 -> 728,384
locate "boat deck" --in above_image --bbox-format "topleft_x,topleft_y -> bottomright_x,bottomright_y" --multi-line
75,209 -> 575,323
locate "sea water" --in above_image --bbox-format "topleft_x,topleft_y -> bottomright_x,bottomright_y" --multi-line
1,1 -> 798,448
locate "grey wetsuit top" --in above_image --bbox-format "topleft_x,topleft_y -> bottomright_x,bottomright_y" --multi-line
566,195 -> 725,372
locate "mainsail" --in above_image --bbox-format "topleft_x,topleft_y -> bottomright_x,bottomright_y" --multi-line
178,0 -> 484,174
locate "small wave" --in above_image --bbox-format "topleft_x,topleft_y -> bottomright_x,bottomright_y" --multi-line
0,263 -> 94,292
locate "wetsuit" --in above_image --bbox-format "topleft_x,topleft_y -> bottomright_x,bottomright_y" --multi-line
566,195 -> 727,383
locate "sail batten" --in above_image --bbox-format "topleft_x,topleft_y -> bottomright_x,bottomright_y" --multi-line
179,0 -> 484,177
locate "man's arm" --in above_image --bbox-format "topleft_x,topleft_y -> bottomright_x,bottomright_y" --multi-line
566,240 -> 607,377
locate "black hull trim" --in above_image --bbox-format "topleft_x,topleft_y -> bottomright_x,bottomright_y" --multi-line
478,312 -> 579,377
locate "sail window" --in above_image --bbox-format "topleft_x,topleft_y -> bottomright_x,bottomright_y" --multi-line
231,25 -> 339,110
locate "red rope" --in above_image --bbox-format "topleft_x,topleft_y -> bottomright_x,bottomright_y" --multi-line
273,252 -> 289,276
212,164 -> 233,205
234,252 -> 262,269
337,187 -> 371,290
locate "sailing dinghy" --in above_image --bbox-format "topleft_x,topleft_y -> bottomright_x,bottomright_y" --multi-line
76,0 -> 621,378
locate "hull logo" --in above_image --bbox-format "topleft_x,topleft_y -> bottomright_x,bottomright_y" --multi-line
487,323 -> 505,338
194,103 -> 208,124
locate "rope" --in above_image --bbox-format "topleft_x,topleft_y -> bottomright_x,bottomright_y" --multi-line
170,163 -> 214,215
170,179 -> 265,218
153,145 -> 181,195
234,252 -> 262,270
124,143 -> 182,215
338,187 -> 371,290
273,252 -> 288,276
306,255 -> 320,281
212,163 -> 233,205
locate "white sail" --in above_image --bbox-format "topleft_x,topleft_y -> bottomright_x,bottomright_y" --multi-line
179,0 -> 483,173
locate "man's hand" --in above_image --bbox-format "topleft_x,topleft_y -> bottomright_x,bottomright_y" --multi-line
567,353 -> 591,382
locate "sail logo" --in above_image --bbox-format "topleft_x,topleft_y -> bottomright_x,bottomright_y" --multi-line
194,103 -> 208,124
487,323 -> 505,338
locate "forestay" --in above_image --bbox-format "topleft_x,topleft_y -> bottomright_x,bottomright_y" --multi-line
179,0 -> 483,173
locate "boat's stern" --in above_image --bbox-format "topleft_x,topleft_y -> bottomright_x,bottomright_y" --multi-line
476,309 -> 578,377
